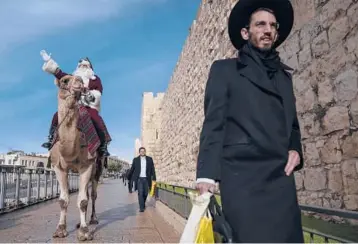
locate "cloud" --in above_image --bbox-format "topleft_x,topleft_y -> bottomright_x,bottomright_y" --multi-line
0,0 -> 166,54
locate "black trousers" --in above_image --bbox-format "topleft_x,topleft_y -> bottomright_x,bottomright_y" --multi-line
128,179 -> 133,192
137,177 -> 149,210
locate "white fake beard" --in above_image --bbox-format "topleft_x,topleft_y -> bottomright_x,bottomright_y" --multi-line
72,67 -> 95,87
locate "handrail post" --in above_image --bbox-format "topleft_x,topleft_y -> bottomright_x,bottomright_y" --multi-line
50,171 -> 54,198
26,169 -> 32,204
44,170 -> 48,199
36,169 -> 41,201
184,188 -> 188,217
68,172 -> 72,193
55,174 -> 59,195
0,168 -> 6,209
75,173 -> 79,191
15,167 -> 21,206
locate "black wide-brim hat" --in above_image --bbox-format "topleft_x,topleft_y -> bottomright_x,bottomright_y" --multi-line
228,0 -> 294,50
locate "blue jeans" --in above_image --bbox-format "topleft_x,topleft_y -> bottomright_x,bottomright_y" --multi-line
137,177 -> 149,210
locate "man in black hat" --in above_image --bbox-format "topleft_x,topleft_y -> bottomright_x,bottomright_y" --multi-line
196,0 -> 304,242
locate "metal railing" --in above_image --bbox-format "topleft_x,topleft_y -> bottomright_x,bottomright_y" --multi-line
156,183 -> 358,243
0,165 -> 79,214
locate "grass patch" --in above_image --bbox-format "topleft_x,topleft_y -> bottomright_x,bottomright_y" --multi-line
303,232 -> 339,243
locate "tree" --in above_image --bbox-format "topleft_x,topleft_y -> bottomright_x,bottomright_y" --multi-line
107,161 -> 122,173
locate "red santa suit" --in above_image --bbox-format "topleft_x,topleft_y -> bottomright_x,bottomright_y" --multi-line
41,51 -> 111,153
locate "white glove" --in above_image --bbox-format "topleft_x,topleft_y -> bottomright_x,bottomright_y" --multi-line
40,50 -> 59,74
85,92 -> 95,103
40,50 -> 51,61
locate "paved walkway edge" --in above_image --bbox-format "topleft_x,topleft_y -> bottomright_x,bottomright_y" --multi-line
156,200 -> 187,234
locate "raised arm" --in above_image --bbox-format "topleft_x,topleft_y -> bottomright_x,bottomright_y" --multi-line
196,60 -> 229,184
40,50 -> 68,82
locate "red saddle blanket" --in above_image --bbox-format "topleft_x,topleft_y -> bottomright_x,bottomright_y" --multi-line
51,106 -> 101,156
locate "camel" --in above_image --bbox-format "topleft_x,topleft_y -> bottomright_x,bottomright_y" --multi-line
50,75 -> 103,241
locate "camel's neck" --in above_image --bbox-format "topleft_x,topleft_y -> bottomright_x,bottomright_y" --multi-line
57,96 -> 80,159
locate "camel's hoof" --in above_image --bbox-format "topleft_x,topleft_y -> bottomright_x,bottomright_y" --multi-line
53,224 -> 68,238
77,227 -> 93,241
76,222 -> 81,229
89,219 -> 99,225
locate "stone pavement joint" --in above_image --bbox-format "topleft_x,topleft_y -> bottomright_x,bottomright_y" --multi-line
0,179 -> 180,243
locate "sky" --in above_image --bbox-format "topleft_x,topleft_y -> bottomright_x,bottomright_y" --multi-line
0,0 -> 201,162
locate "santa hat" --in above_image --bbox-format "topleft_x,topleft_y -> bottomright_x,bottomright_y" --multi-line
78,57 -> 93,70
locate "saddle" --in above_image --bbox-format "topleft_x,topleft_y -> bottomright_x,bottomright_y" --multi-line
50,106 -> 101,156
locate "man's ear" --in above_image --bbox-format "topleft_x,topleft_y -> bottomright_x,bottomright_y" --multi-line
241,27 -> 249,41
273,32 -> 279,43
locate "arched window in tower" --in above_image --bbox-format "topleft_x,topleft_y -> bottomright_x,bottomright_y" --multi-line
156,129 -> 159,140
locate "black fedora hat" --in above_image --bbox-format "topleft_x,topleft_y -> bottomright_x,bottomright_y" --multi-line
228,0 -> 294,50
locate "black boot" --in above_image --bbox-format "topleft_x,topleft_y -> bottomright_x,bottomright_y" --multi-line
99,142 -> 110,157
41,125 -> 57,149
92,120 -> 110,157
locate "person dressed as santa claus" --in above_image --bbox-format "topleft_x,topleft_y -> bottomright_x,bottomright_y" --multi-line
40,50 -> 111,157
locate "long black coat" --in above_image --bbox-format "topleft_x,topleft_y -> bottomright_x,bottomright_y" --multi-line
197,53 -> 304,243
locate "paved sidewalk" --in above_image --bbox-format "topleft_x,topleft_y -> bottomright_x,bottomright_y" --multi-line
0,179 -> 180,243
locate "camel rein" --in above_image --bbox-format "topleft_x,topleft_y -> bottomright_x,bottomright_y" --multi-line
56,83 -> 81,130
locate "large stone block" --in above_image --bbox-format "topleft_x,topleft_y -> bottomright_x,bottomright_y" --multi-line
304,142 -> 321,166
341,133 -> 358,159
334,68 -> 358,104
347,2 -> 358,29
317,79 -> 334,106
312,30 -> 330,58
328,168 -> 343,192
319,135 -> 342,164
296,88 -> 316,113
304,169 -> 327,191
318,0 -> 352,28
343,195 -> 358,210
346,29 -> 358,58
299,113 -> 321,139
322,106 -> 350,135
295,172 -> 304,190
328,16 -> 349,47
298,46 -> 312,68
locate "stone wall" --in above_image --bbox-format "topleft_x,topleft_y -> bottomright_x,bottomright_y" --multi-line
140,92 -> 164,164
144,0 -> 358,212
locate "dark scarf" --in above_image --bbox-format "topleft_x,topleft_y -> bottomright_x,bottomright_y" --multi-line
240,42 -> 282,79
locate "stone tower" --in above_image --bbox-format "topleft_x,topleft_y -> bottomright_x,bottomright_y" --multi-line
134,138 -> 142,157
140,92 -> 165,164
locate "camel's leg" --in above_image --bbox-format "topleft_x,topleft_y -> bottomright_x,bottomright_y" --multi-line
76,188 -> 89,229
89,179 -> 99,225
53,166 -> 69,238
77,164 -> 94,241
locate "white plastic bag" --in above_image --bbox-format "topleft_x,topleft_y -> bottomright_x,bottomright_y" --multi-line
180,191 -> 212,243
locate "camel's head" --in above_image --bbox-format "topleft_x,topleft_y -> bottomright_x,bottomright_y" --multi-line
57,75 -> 84,101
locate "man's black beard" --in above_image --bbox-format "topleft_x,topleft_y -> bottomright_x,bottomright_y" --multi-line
248,33 -> 275,53
249,40 -> 273,52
